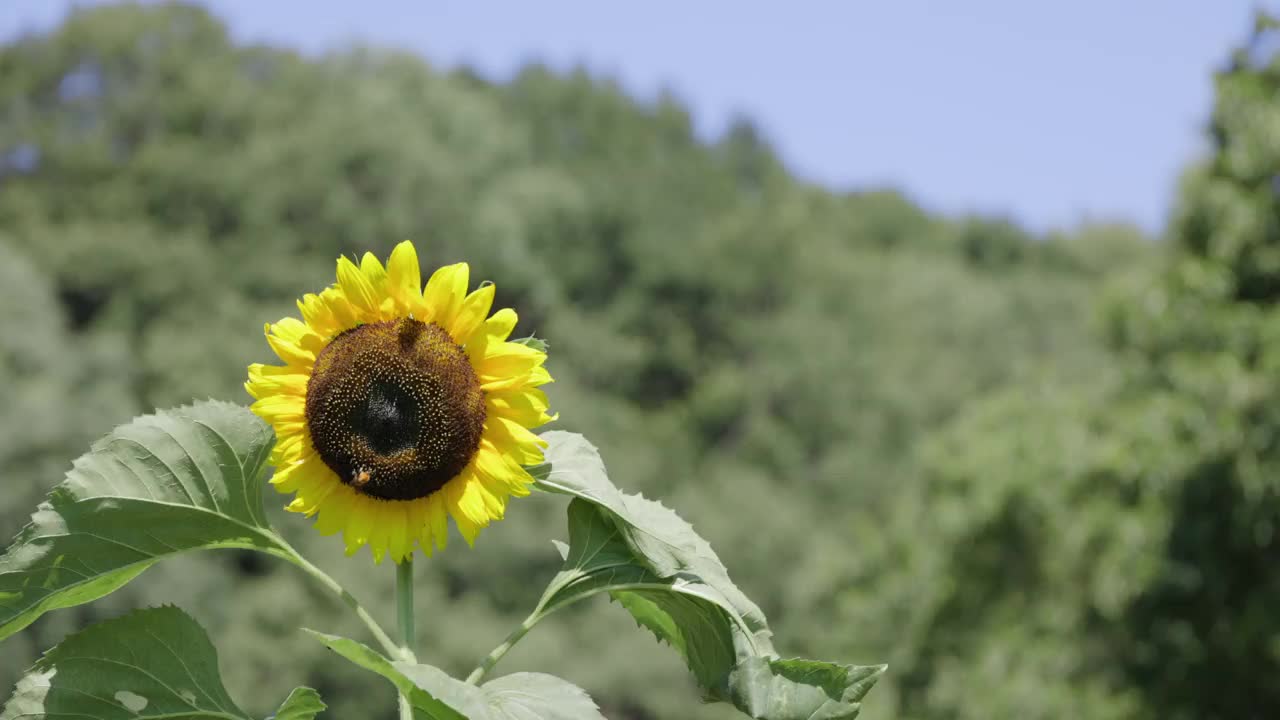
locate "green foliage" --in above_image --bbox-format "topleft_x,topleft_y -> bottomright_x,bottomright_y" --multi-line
307,631 -> 471,720
0,401 -> 284,642
479,673 -> 607,720
310,631 -> 606,720
535,432 -> 885,719
1,606 -> 322,720
833,11 -> 1280,720
728,659 -> 885,720
270,689 -> 328,720
0,397 -> 884,716
4,1 -> 1270,719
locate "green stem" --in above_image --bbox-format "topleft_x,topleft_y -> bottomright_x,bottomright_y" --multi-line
273,544 -> 400,658
463,570 -> 765,685
396,556 -> 417,659
465,611 -> 539,685
396,555 -> 416,720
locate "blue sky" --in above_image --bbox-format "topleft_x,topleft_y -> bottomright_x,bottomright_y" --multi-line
1,1 -> 1266,233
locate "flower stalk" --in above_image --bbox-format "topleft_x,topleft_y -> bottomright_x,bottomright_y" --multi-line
277,543 -> 400,657
396,555 -> 416,719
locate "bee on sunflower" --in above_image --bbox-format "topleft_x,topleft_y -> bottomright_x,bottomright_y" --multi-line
246,241 -> 555,564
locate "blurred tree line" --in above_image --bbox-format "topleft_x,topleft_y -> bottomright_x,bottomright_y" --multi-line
0,3 -> 1274,719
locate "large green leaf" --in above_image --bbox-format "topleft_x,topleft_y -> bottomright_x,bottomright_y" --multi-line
541,500 -> 738,689
0,401 -> 287,642
534,431 -> 886,719
1,606 -> 324,720
309,631 -> 605,720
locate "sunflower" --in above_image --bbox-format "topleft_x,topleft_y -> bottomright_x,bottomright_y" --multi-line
246,241 -> 555,564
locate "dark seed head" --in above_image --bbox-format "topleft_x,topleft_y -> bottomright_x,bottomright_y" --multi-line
305,318 -> 486,500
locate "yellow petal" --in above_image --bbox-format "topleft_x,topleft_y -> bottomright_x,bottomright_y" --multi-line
248,361 -> 308,383
251,394 -> 305,424
387,504 -> 410,563
268,430 -> 307,466
496,415 -> 549,446
453,512 -> 480,547
269,454 -> 321,494
452,472 -> 492,525
526,365 -> 554,387
380,503 -> 400,563
485,419 -> 547,465
487,387 -> 555,427
405,497 -> 429,556
336,255 -> 379,318
479,343 -> 544,381
319,286 -> 360,331
464,322 -> 492,362
482,373 -> 541,392
483,308 -> 518,343
470,471 -> 507,517
428,494 -> 449,551
269,317 -> 315,344
294,479 -> 338,517
422,262 -> 469,330
286,472 -> 337,516
360,252 -> 388,292
272,421 -> 307,441
368,504 -> 390,564
265,324 -> 316,367
296,292 -> 345,339
474,443 -> 533,496
448,283 -> 495,344
387,241 -> 423,309
245,365 -> 308,399
345,503 -> 373,555
314,488 -> 351,535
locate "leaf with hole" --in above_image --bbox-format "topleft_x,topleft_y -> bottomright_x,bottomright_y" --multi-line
309,631 -> 605,720
1,606 -> 324,720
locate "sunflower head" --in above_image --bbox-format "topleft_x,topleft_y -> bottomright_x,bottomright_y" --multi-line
247,241 -> 555,563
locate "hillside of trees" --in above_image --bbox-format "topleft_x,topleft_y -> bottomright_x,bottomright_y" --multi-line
1,4 -> 1275,719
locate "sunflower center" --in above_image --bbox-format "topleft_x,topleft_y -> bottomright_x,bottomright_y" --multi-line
305,318 -> 486,501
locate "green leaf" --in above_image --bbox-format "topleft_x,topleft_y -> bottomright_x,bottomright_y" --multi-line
728,659 -> 885,720
511,335 -> 548,353
269,688 -> 327,720
534,433 -> 772,646
481,673 -> 604,720
541,500 -> 662,609
307,630 -> 472,720
1,606 -> 322,720
533,431 -> 886,719
309,631 -> 604,720
541,500 -> 737,689
614,589 -> 737,689
0,401 -> 288,642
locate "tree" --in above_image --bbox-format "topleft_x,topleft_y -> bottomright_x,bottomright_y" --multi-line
0,3 -> 1152,718
849,12 -> 1280,720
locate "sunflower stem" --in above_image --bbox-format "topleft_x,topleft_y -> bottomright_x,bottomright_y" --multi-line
274,544 -> 401,657
396,556 -> 417,660
396,555 -> 416,720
